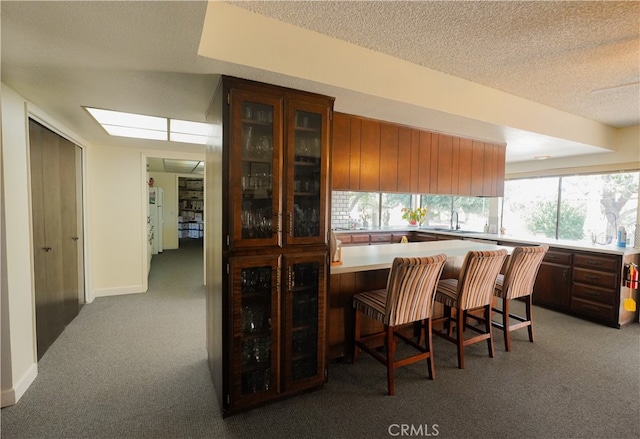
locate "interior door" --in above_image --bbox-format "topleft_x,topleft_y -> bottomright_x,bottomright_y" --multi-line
29,119 -> 82,359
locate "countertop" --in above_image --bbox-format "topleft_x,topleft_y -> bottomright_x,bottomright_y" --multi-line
331,240 -> 512,275
333,227 -> 640,256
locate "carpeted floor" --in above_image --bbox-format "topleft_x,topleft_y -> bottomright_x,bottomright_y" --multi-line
2,239 -> 639,439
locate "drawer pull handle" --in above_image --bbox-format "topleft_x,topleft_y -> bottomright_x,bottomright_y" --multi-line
581,304 -> 600,312
583,290 -> 600,297
585,274 -> 600,281
586,260 -> 599,266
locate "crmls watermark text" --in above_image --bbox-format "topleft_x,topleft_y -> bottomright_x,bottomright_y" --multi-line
388,424 -> 439,437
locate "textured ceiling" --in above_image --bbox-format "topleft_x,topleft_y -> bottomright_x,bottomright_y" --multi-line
1,1 -> 638,167
231,0 -> 640,128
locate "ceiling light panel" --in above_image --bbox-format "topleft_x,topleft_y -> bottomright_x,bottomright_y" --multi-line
86,107 -> 166,130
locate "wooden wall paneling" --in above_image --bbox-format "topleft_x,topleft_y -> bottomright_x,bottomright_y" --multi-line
417,130 -> 432,193
457,138 -> 473,196
437,134 -> 453,195
349,117 -> 361,191
379,122 -> 399,192
470,140 -> 485,196
359,119 -> 381,191
409,129 -> 421,193
331,113 -> 351,190
397,127 -> 413,193
450,137 -> 460,195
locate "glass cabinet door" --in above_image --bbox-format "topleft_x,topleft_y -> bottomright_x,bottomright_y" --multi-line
230,255 -> 281,405
230,90 -> 283,249
284,101 -> 330,246
283,253 -> 326,391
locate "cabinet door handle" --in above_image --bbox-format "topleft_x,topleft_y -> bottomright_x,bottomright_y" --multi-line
275,214 -> 282,234
583,289 -> 601,297
288,212 -> 294,237
288,267 -> 293,289
72,237 -> 79,241
275,268 -> 281,290
42,247 -> 52,252
563,269 -> 568,280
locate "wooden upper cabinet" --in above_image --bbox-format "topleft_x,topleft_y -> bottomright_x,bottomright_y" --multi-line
331,113 -> 351,190
379,122 -> 399,192
397,127 -> 414,193
359,119 -> 381,191
457,138 -> 473,196
470,140 -> 485,196
349,117 -> 361,191
436,134 -> 453,195
417,130 -> 433,193
329,112 -> 506,197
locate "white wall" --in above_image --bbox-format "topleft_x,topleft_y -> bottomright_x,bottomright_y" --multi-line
1,83 -> 205,406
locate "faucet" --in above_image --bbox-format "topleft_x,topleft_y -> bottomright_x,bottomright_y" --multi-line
451,211 -> 460,230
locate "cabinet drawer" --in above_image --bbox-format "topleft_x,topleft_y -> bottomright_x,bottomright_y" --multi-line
370,233 -> 392,244
543,250 -> 572,265
573,253 -> 618,271
413,233 -> 438,242
335,234 -> 352,244
391,234 -> 408,243
570,297 -> 616,323
571,283 -> 617,305
350,234 -> 370,245
573,267 -> 617,289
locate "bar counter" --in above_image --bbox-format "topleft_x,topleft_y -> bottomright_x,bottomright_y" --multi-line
328,240 -> 511,359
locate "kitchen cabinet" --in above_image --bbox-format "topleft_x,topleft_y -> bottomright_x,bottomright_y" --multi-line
229,252 -> 326,410
570,252 -> 619,324
330,112 -> 505,197
533,248 -> 572,310
207,76 -> 333,416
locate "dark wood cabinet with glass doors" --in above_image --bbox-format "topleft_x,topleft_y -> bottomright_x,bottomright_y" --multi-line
207,76 -> 333,417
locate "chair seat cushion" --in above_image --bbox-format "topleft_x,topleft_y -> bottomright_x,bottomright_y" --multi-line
353,289 -> 387,323
435,279 -> 459,308
494,274 -> 506,298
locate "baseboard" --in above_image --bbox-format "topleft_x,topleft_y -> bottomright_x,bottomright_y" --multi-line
1,362 -> 38,407
93,284 -> 145,298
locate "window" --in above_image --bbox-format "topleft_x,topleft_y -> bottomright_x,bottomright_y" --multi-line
502,171 -> 639,244
331,191 -> 411,230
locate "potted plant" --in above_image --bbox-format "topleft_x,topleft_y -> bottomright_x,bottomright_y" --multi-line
401,207 -> 427,227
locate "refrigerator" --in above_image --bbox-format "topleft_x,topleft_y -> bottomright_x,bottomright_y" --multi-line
149,187 -> 164,254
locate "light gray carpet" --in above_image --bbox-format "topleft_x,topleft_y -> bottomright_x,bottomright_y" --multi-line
2,239 -> 640,438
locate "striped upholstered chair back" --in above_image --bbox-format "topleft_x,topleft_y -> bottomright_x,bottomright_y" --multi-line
456,249 -> 508,310
497,245 -> 548,300
384,255 -> 447,326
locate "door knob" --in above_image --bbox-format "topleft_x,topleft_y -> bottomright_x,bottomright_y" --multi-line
42,247 -> 52,252
72,237 -> 79,241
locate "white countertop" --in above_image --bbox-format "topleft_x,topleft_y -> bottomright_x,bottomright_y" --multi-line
334,227 -> 640,257
331,240 -> 511,275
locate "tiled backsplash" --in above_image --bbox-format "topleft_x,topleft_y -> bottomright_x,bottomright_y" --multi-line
331,191 -> 351,229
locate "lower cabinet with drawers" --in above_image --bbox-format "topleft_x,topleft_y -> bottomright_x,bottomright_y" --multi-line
532,247 -> 638,328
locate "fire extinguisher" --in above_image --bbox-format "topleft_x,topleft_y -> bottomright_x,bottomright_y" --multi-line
624,263 -> 639,289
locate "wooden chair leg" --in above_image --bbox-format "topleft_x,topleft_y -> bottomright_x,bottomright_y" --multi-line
353,310 -> 361,363
526,295 -> 534,343
485,304 -> 495,358
386,325 -> 396,396
444,306 -> 452,337
424,318 -> 435,380
456,308 -> 465,369
503,298 -> 512,352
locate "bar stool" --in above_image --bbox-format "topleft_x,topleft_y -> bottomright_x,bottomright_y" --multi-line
492,245 -> 548,351
352,255 -> 447,395
432,249 -> 508,369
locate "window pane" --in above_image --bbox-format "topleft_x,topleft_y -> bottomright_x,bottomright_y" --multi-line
502,177 -> 560,238
561,172 -> 639,244
330,191 -> 380,230
452,196 -> 492,232
420,195 -> 452,228
381,193 -> 412,227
